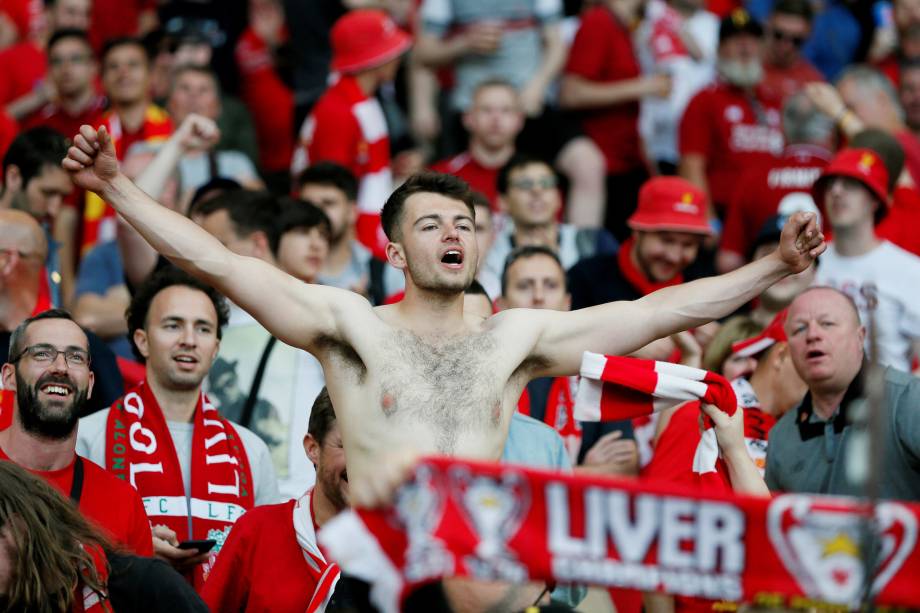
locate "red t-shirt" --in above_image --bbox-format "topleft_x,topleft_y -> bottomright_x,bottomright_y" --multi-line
760,58 -> 824,103
565,6 -> 644,174
876,53 -> 900,89
877,185 -> 920,256
0,446 -> 153,556
0,41 -> 46,105
201,499 -> 320,612
896,130 -> 920,187
0,109 -> 17,161
431,151 -> 500,208
22,95 -> 107,142
679,82 -> 784,210
721,145 -> 831,258
235,27 -> 295,173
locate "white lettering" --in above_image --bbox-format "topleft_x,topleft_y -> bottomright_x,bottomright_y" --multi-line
123,392 -> 144,418
548,483 -> 599,557
207,470 -> 240,496
203,418 -> 223,428
206,453 -> 240,466
607,492 -> 660,563
129,461 -> 164,487
696,502 -> 745,573
128,422 -> 157,455
204,432 -> 228,449
659,498 -> 697,569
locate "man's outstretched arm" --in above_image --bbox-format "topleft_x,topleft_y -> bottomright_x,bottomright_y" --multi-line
527,212 -> 825,376
63,125 -> 366,349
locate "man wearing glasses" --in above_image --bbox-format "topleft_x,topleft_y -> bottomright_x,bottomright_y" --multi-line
0,309 -> 154,555
481,153 -> 618,288
760,0 -> 823,102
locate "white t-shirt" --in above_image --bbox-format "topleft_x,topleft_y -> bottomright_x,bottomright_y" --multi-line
205,304 -> 326,500
815,241 -> 920,371
76,408 -> 280,506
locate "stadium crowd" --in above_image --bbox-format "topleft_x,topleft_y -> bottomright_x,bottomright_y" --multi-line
1,0 -> 920,611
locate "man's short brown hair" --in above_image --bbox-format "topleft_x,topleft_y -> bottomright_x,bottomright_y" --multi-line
380,172 -> 476,240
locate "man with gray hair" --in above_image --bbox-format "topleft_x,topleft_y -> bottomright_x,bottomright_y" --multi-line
718,91 -> 835,271
806,64 -> 920,184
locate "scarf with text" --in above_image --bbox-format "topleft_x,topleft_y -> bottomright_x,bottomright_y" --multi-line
104,381 -> 254,588
292,489 -> 341,613
574,353 -> 736,473
75,544 -> 112,613
517,376 -> 582,463
729,377 -> 776,475
319,456 -> 920,613
617,236 -> 685,296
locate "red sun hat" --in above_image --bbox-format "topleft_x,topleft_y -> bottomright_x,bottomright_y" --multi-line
330,10 -> 413,74
812,148 -> 889,209
731,309 -> 788,358
627,177 -> 713,236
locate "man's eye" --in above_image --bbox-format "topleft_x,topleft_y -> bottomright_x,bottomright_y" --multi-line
33,349 -> 53,360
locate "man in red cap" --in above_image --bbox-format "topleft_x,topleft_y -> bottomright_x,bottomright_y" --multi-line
569,176 -> 714,310
292,9 -> 412,261
679,8 -> 784,217
812,147 -> 920,373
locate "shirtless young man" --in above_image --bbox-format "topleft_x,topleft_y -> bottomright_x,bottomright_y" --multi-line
62,125 -> 825,507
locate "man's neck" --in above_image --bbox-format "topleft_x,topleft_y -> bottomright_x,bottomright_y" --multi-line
324,231 -> 357,276
147,374 -> 200,423
311,485 -> 341,528
605,0 -> 633,25
748,371 -> 778,416
59,88 -> 96,116
811,388 -> 847,421
114,100 -> 149,133
397,286 -> 468,336
353,71 -> 379,98
512,222 -> 559,249
833,222 -> 880,257
468,139 -> 515,169
0,419 -> 75,471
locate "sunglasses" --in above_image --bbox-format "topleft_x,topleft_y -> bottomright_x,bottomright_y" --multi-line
769,29 -> 807,47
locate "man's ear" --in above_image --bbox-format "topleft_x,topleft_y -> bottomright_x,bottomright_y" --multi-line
1,363 -> 16,393
133,329 -> 150,360
304,434 -> 320,466
4,165 -> 21,193
386,241 -> 406,270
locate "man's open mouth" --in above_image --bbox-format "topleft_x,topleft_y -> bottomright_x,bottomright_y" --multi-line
441,249 -> 463,265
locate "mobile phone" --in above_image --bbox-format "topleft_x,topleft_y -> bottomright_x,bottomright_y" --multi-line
177,539 -> 216,553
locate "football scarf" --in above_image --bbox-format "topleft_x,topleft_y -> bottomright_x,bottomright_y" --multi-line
617,237 -> 684,296
292,489 -> 341,613
319,456 -> 920,613
105,381 -> 254,588
574,352 -> 737,473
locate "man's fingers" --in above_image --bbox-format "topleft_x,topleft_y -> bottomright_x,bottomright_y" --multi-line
98,125 -> 111,151
596,430 -> 624,445
73,133 -> 96,156
78,124 -> 98,147
62,158 -> 84,171
67,146 -> 93,165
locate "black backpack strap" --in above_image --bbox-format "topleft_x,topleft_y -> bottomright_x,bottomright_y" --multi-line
239,336 -> 278,428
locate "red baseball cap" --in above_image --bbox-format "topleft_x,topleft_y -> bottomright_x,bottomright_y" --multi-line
330,10 -> 412,74
812,148 -> 889,209
627,177 -> 712,236
731,310 -> 788,358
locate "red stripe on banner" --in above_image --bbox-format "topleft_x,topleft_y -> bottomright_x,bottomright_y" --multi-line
600,383 -> 655,421
325,457 -> 920,611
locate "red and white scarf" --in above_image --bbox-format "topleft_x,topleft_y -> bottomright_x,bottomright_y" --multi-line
105,381 -> 254,588
617,236 -> 685,296
730,378 -> 776,475
292,489 -> 341,613
574,352 -> 736,473
320,457 -> 920,613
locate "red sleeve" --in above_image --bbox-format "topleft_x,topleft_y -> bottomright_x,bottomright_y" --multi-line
564,9 -> 610,79
126,489 -> 154,557
308,105 -> 361,171
877,185 -> 920,256
678,91 -> 711,157
200,512 -> 254,612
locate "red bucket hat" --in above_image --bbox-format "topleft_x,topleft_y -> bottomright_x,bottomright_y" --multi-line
811,148 -> 889,209
627,177 -> 712,235
330,10 -> 412,74
731,309 -> 788,358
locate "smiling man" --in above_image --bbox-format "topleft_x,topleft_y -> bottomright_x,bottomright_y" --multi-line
76,266 -> 279,589
765,286 -> 920,500
0,309 -> 152,555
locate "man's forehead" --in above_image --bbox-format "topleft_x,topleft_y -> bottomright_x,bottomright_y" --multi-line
26,318 -> 89,349
789,288 -> 856,320
150,285 -> 218,322
405,192 -> 473,220
511,162 -> 553,178
511,254 -> 564,279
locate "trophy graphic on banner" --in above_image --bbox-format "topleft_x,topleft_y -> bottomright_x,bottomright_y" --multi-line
450,467 -> 530,582
393,463 -> 454,581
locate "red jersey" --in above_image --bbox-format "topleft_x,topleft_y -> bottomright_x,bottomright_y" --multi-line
235,27 -> 295,173
877,186 -> 920,257
897,130 -> 920,187
23,94 -> 107,141
565,6 -> 644,174
876,53 -> 900,88
679,81 -> 784,209
294,74 -> 393,259
0,41 -> 45,105
0,446 -> 153,555
760,58 -> 824,103
721,144 -> 831,258
431,151 -> 500,208
81,105 -> 173,253
0,109 -> 17,161
202,497 -> 334,612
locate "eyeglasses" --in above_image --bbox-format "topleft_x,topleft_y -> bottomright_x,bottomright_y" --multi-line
12,344 -> 91,368
769,29 -> 807,47
510,176 -> 557,191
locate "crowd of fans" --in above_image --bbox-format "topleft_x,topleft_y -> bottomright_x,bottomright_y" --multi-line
1,0 -> 920,611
